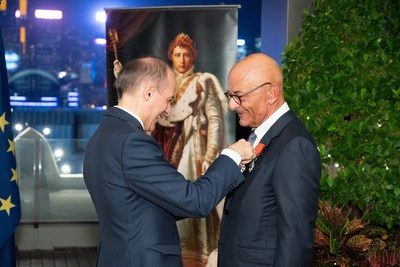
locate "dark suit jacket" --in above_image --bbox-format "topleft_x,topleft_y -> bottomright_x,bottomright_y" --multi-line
83,107 -> 244,267
218,110 -> 321,267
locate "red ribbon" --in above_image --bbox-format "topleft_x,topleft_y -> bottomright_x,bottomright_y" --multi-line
255,143 -> 266,157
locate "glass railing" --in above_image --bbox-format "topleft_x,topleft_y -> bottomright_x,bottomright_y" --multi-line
15,127 -> 97,223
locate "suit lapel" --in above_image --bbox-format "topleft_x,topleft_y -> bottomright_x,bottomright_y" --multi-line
247,110 -> 296,173
258,110 -> 296,148
106,106 -> 144,131
223,110 -> 297,214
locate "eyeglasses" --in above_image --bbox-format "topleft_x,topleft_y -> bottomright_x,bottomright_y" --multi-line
224,82 -> 272,105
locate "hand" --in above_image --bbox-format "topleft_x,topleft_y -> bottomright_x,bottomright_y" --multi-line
201,161 -> 210,175
113,60 -> 123,78
228,139 -> 255,165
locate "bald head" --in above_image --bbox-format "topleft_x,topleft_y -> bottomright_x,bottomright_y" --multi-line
226,53 -> 285,128
229,53 -> 283,86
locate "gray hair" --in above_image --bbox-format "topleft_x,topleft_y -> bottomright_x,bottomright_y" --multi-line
114,57 -> 170,99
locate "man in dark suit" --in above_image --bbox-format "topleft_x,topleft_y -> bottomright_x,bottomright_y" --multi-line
218,53 -> 321,266
83,57 -> 255,267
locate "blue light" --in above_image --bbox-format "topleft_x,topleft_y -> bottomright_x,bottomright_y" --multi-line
10,96 -> 27,101
95,11 -> 106,23
10,101 -> 58,107
94,38 -> 107,45
35,9 -> 63,20
5,51 -> 20,71
237,39 -> 246,46
41,96 -> 58,102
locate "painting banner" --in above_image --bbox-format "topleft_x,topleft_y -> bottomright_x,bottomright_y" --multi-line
105,5 -> 239,267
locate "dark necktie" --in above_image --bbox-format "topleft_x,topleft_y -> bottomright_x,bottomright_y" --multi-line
239,129 -> 259,173
248,129 -> 257,146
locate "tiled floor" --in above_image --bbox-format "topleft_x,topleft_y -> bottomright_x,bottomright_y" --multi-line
17,248 -> 208,267
17,248 -> 97,267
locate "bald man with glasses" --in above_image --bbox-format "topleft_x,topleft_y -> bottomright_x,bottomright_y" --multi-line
218,53 -> 321,267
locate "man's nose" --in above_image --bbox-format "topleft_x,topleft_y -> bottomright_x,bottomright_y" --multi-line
163,105 -> 171,117
228,97 -> 239,110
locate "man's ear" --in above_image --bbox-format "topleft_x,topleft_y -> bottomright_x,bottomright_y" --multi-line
143,84 -> 156,101
267,83 -> 279,104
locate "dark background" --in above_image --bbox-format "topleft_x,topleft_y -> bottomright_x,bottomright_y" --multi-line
27,0 -> 261,54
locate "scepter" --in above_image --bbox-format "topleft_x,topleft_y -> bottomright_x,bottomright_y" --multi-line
108,28 -> 119,61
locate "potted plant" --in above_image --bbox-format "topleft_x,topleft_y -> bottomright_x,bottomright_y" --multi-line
313,201 -> 398,266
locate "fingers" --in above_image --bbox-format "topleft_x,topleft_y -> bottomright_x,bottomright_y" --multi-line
228,139 -> 256,163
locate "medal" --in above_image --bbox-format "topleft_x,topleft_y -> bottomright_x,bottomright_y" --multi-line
240,163 -> 246,173
249,158 -> 257,172
248,143 -> 266,173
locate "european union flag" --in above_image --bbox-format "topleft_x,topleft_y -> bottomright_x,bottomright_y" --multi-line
0,29 -> 21,267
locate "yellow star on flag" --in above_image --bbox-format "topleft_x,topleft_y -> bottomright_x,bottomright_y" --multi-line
10,168 -> 18,184
7,139 -> 15,156
0,195 -> 16,216
0,111 -> 9,132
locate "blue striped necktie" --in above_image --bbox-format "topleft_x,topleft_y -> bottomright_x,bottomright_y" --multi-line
248,129 -> 257,146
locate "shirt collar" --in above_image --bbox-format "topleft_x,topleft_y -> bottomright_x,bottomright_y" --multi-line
115,105 -> 145,129
252,102 -> 290,147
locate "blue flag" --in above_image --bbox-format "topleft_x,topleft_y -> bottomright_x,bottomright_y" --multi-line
0,29 -> 21,267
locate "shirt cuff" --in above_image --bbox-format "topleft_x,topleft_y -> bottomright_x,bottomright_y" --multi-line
221,148 -> 241,165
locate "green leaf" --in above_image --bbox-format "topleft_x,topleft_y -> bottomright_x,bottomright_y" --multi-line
282,0 -> 400,229
327,176 -> 335,187
394,188 -> 400,197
